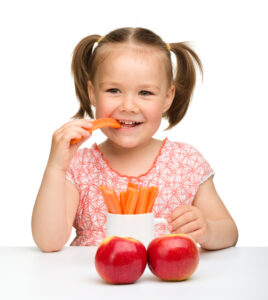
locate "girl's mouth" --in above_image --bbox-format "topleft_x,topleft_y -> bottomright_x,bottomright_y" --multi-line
117,120 -> 143,129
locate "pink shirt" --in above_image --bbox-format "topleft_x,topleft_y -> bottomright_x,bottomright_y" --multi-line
66,138 -> 214,246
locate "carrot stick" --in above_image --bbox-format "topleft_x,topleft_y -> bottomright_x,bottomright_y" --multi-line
120,191 -> 127,213
99,186 -> 122,214
99,185 -> 109,195
127,182 -> 139,189
124,187 -> 139,214
146,186 -> 158,213
99,185 -> 108,191
71,118 -> 121,144
135,187 -> 149,214
89,118 -> 121,131
99,185 -> 109,209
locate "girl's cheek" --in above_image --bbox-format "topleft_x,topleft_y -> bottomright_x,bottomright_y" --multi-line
95,99 -> 114,117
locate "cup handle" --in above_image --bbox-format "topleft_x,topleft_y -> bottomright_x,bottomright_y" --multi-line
154,217 -> 169,234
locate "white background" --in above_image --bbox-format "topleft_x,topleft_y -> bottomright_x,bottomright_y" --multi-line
0,0 -> 267,247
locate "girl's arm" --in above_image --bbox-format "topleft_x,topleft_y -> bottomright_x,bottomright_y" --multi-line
31,119 -> 92,252
31,166 -> 79,252
167,178 -> 238,250
192,178 -> 238,250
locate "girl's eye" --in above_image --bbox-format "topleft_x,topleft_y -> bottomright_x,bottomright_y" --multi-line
139,90 -> 153,96
107,88 -> 120,94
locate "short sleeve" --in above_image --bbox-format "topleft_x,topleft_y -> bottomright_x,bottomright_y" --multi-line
174,142 -> 215,191
65,149 -> 83,186
187,144 -> 215,185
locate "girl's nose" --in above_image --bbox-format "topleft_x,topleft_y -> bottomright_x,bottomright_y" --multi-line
119,96 -> 139,113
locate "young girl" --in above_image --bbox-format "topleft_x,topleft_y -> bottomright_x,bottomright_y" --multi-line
31,27 -> 238,252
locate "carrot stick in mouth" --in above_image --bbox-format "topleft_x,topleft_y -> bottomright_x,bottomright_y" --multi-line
71,118 -> 121,145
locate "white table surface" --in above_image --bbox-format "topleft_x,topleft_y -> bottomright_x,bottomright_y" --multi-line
0,246 -> 268,300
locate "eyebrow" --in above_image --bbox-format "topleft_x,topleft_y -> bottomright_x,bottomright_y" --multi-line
99,81 -> 160,91
99,81 -> 120,88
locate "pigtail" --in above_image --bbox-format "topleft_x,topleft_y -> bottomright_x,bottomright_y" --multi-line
164,42 -> 203,129
71,35 -> 101,119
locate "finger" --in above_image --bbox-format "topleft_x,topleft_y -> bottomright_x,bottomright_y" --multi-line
68,126 -> 93,145
75,132 -> 92,147
70,119 -> 93,129
61,128 -> 91,145
170,210 -> 197,230
58,119 -> 93,132
172,219 -> 200,235
187,229 -> 203,244
63,124 -> 92,138
55,121 -> 92,144
169,205 -> 192,222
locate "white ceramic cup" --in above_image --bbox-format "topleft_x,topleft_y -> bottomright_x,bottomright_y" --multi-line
106,212 -> 168,247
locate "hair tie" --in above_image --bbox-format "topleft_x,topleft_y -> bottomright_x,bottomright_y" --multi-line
98,36 -> 105,44
166,43 -> 171,51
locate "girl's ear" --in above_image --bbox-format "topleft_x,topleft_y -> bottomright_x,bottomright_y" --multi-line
87,81 -> 96,107
162,84 -> 175,113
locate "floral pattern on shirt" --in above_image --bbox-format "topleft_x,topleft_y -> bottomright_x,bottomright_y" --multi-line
66,138 -> 214,246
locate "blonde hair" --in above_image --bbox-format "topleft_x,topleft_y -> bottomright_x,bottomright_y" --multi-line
71,27 -> 203,130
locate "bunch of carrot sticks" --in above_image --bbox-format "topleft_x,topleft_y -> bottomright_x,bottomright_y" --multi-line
99,182 -> 158,214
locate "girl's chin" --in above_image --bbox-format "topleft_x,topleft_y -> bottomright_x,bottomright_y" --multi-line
112,138 -> 141,149
102,126 -> 158,149
106,134 -> 147,149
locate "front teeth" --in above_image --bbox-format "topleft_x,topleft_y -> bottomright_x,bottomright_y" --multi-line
119,120 -> 136,125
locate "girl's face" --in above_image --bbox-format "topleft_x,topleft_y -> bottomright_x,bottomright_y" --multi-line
88,44 -> 175,149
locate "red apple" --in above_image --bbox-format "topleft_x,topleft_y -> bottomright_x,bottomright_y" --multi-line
147,234 -> 199,281
95,236 -> 147,284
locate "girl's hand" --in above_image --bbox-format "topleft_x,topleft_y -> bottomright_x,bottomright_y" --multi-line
167,205 -> 210,245
47,119 -> 93,172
